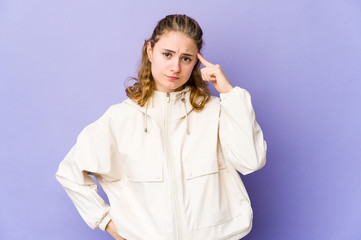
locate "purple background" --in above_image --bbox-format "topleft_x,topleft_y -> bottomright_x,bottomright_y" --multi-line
1,0 -> 360,239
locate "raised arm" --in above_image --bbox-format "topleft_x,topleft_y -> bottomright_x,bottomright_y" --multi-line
218,87 -> 267,175
197,52 -> 267,175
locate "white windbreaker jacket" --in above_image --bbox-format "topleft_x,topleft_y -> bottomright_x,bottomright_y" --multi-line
55,86 -> 267,240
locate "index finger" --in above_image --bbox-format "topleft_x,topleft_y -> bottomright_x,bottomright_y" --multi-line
197,53 -> 213,67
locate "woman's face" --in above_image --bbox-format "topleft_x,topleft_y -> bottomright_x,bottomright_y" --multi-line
147,31 -> 198,92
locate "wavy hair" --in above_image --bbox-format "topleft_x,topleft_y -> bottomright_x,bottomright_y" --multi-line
125,14 -> 210,111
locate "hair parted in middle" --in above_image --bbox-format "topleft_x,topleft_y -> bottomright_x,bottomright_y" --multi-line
125,14 -> 211,111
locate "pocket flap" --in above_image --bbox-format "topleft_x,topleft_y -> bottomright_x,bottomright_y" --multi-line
184,153 -> 226,180
126,162 -> 164,182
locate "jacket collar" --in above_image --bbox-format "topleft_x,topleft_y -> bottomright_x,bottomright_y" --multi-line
124,86 -> 193,119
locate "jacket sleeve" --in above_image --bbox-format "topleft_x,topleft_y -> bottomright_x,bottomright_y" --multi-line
55,106 -> 122,231
219,86 -> 267,175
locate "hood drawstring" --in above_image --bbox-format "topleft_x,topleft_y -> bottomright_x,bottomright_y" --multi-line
144,91 -> 190,135
181,92 -> 190,135
144,100 -> 149,133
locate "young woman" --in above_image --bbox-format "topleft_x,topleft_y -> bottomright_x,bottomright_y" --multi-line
56,14 -> 267,240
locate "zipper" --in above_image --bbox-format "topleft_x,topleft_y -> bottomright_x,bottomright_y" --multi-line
164,92 -> 184,240
167,92 -> 170,103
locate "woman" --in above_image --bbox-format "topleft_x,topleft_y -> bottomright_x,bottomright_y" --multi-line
56,14 -> 267,240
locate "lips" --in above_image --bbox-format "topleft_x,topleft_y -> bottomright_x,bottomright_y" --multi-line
167,76 -> 179,80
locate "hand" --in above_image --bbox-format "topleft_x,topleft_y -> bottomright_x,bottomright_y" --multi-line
197,53 -> 234,93
105,220 -> 126,240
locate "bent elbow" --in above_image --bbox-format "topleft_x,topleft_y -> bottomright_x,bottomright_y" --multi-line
242,156 -> 266,175
252,139 -> 267,171
240,140 -> 267,175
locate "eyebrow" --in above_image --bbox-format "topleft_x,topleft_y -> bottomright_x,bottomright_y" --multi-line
162,49 -> 194,57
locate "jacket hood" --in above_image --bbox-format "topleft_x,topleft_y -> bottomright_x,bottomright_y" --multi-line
123,86 -> 193,134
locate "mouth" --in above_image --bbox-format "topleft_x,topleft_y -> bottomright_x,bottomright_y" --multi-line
167,76 -> 180,81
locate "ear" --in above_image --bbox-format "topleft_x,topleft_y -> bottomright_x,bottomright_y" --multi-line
146,41 -> 152,62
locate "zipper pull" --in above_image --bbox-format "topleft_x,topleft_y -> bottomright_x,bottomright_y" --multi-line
166,92 -> 170,103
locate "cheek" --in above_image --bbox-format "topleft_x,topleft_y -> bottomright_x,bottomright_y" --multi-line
153,56 -> 169,70
184,64 -> 195,75
151,58 -> 163,73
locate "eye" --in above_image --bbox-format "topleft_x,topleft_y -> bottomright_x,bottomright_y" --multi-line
163,52 -> 171,58
182,56 -> 192,62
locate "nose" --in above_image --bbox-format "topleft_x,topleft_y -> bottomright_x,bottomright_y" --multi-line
170,58 -> 180,73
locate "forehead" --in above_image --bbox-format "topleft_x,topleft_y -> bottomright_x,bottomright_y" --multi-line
155,31 -> 198,52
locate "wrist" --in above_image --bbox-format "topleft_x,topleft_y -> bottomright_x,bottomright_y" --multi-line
99,213 -> 112,231
221,84 -> 234,93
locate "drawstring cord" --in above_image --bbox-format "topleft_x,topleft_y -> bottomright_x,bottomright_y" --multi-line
144,100 -> 149,133
181,92 -> 190,135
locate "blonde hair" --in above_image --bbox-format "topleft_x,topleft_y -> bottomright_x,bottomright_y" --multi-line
125,14 -> 210,111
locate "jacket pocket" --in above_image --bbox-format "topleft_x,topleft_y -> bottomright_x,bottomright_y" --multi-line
184,153 -> 242,229
112,162 -> 166,236
184,153 -> 226,180
126,162 -> 164,182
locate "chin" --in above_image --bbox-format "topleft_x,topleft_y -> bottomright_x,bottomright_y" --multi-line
164,82 -> 183,90
155,78 -> 187,92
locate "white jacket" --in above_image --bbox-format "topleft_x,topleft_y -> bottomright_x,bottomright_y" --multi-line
55,86 -> 267,240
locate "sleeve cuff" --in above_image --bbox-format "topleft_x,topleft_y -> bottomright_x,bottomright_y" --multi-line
219,86 -> 248,101
98,212 -> 112,231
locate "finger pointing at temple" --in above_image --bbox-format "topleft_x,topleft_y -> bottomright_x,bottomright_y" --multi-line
197,52 -> 234,94
197,53 -> 214,67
